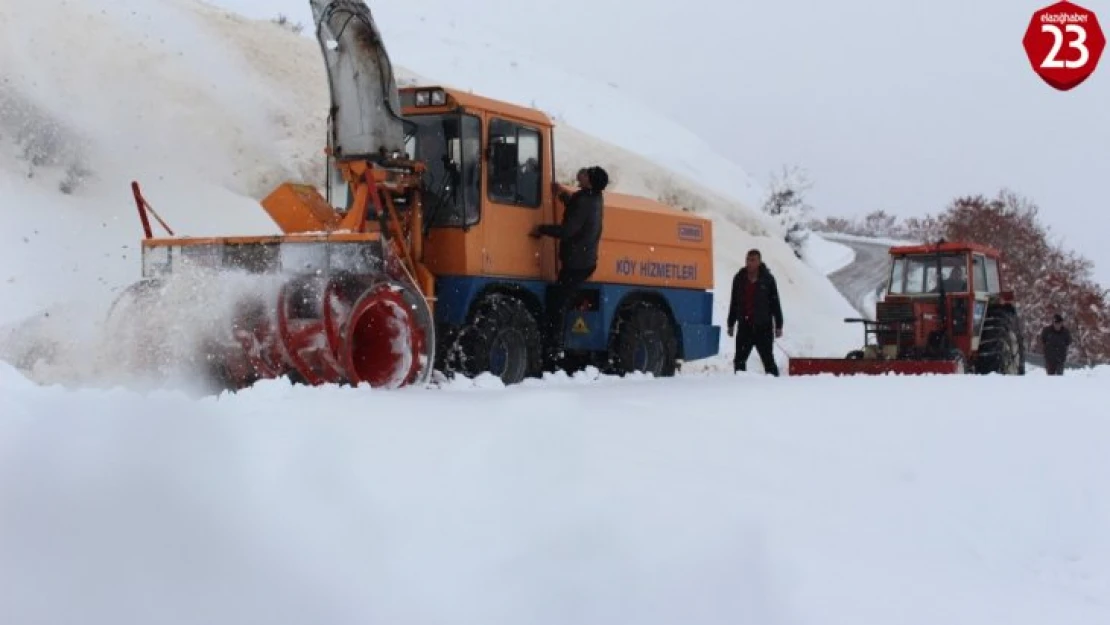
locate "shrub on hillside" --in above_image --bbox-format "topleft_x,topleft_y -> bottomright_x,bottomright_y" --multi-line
0,85 -> 93,194
761,165 -> 814,258
272,14 -> 305,35
650,174 -> 707,214
809,209 -> 943,241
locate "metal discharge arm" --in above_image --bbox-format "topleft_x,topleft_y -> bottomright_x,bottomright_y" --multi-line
309,0 -> 406,160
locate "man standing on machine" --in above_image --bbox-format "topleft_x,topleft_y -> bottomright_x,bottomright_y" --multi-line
531,166 -> 609,364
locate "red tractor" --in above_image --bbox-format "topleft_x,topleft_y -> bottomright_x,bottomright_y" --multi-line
790,240 -> 1025,376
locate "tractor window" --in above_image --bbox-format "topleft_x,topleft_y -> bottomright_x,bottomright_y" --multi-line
973,255 -> 989,293
488,118 -> 542,208
984,256 -> 1002,293
890,254 -> 969,294
888,257 -> 907,294
403,113 -> 481,227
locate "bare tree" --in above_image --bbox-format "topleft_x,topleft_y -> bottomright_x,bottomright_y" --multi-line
272,14 -> 305,35
761,164 -> 815,258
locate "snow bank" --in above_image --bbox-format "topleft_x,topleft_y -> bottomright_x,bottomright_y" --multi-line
0,0 -> 858,385
818,231 -> 923,248
801,233 -> 856,275
4,363 -> 1110,625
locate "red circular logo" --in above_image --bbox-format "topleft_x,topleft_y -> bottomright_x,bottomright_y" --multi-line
1023,1 -> 1105,91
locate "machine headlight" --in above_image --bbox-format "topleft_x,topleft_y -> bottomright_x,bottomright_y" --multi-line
414,88 -> 447,107
142,245 -> 171,278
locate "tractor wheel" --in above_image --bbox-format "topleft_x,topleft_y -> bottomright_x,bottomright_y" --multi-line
976,309 -> 1023,375
450,293 -> 543,385
607,301 -> 678,378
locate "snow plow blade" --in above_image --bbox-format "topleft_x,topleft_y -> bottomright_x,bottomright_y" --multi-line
788,358 -> 963,377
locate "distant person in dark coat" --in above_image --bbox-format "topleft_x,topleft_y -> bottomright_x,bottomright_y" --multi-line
1039,313 -> 1072,376
727,249 -> 783,376
531,165 -> 609,361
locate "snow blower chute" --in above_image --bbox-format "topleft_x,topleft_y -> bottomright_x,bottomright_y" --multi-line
108,0 -> 438,391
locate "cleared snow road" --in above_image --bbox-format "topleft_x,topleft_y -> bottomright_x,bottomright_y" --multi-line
822,235 -> 892,319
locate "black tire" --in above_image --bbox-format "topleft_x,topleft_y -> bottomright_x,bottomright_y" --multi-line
607,301 -> 678,378
449,293 -> 543,385
976,309 -> 1023,375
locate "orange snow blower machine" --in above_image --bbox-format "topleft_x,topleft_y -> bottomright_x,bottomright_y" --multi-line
788,240 -> 1026,377
106,0 -> 721,392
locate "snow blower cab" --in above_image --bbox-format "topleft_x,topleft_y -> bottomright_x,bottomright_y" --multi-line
788,241 -> 1025,376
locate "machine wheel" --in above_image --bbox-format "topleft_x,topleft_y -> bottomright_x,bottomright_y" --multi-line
976,309 -> 1022,375
452,293 -> 543,385
607,301 -> 678,378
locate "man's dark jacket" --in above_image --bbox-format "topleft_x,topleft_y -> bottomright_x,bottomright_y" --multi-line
538,189 -> 603,271
1040,325 -> 1072,363
727,263 -> 784,330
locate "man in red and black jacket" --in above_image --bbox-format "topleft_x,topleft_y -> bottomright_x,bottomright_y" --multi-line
727,249 -> 783,376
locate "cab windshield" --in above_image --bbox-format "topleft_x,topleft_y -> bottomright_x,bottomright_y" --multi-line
404,113 -> 481,227
888,253 -> 969,294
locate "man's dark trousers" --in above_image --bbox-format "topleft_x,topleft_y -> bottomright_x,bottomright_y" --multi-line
546,265 -> 595,353
734,322 -> 778,376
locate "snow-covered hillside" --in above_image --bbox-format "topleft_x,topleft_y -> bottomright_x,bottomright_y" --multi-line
0,0 -> 858,385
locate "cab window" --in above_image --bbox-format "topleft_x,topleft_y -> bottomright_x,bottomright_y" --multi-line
403,113 -> 481,227
973,254 -> 989,293
984,256 -> 1002,293
487,118 -> 542,208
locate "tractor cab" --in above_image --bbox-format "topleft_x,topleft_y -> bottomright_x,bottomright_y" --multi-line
787,240 -> 1024,377
882,242 -> 1007,360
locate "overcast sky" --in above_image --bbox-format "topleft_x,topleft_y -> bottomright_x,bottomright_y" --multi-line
214,0 -> 1109,285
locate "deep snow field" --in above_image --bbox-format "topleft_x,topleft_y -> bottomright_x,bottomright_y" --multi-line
3,1 -> 1108,624
4,361 -> 1110,625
